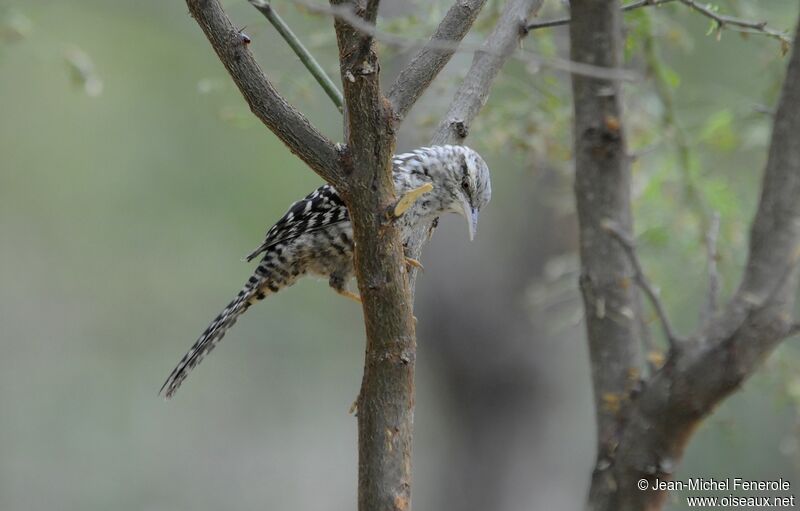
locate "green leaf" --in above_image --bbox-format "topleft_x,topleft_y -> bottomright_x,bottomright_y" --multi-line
639,226 -> 671,248
703,178 -> 738,216
660,65 -> 681,90
700,109 -> 738,151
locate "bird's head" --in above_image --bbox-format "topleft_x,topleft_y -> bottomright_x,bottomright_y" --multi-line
435,146 -> 492,240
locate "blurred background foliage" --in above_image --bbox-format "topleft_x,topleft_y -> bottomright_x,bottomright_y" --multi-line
1,0 -> 799,509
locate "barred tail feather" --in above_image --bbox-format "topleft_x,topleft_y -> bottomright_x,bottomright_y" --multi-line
160,283 -> 262,399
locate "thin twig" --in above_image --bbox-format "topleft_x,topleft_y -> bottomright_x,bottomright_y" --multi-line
524,0 -> 791,51
678,0 -> 792,50
601,220 -> 683,349
641,10 -> 709,234
249,0 -> 343,111
524,0 -> 676,32
703,212 -> 721,324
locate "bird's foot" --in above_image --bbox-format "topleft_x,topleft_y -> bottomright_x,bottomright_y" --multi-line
393,183 -> 433,217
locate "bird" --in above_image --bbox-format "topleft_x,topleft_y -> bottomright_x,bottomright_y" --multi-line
160,145 -> 491,398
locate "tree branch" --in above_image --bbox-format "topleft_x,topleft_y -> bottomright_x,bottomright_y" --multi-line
601,220 -> 683,348
588,17 -> 800,511
185,0 -> 343,186
387,0 -> 488,122
248,0 -> 343,111
678,0 -> 792,50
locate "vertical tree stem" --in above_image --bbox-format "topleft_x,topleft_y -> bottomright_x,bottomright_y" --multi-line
569,0 -> 642,507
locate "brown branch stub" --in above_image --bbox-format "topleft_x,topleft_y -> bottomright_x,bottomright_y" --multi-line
452,119 -> 469,139
601,220 -> 683,348
387,0 -> 488,122
185,0 -> 343,187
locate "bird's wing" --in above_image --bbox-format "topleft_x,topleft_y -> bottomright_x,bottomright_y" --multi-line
244,184 -> 349,262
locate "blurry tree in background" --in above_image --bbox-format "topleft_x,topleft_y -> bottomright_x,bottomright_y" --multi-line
2,1 -> 800,511
416,2 -> 800,510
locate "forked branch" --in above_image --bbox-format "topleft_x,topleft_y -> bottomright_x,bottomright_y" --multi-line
185,0 -> 343,186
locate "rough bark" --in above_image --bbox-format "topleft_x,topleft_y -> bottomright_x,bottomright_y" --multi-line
574,9 -> 800,511
329,2 -> 417,511
569,0 -> 643,502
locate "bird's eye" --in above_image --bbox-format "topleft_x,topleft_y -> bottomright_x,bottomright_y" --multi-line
461,177 -> 470,193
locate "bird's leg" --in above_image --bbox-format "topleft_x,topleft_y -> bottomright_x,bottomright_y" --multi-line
329,273 -> 362,304
393,182 -> 433,217
336,288 -> 362,304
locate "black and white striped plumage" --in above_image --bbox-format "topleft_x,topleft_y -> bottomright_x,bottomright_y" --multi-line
160,145 -> 491,398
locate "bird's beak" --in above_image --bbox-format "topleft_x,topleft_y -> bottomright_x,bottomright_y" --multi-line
461,199 -> 479,241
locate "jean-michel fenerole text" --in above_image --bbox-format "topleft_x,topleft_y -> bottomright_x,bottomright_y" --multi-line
649,477 -> 791,492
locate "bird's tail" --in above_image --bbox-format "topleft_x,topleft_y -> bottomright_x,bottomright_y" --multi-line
160,278 -> 269,399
